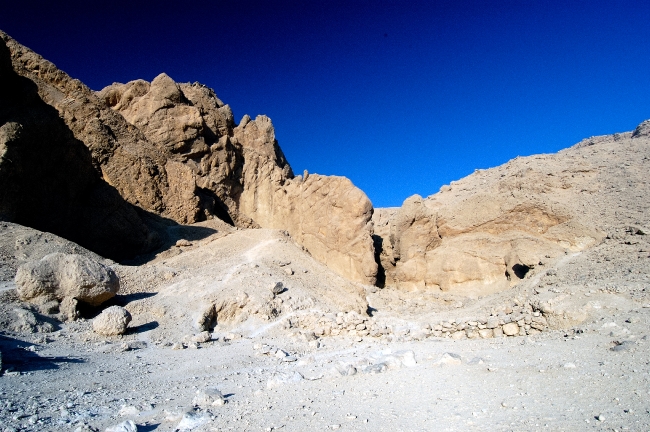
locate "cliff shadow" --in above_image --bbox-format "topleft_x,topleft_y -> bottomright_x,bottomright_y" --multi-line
0,334 -> 84,373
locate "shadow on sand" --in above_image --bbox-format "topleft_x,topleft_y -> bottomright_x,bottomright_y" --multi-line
0,334 -> 84,373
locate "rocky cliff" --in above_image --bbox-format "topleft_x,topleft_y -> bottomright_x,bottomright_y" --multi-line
1,31 -> 377,284
376,126 -> 650,295
0,37 -> 157,261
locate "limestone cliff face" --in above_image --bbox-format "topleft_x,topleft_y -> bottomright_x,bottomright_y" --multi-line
234,116 -> 377,284
102,76 -> 377,284
373,127 -> 650,295
2,31 -> 377,284
0,37 -> 157,261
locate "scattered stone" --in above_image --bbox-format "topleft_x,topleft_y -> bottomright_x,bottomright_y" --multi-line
563,362 -> 577,369
190,331 -> 211,343
118,406 -> 140,416
193,387 -> 225,407
92,306 -> 132,336
171,343 -> 184,350
175,239 -> 192,247
120,341 -> 147,351
502,323 -> 520,336
284,267 -> 294,275
432,353 -> 462,367
271,282 -> 284,295
335,363 -> 357,376
6,307 -> 54,333
267,371 -> 304,388
74,424 -> 99,432
395,350 -> 417,367
105,420 -> 138,432
176,411 -> 209,431
611,341 -> 635,352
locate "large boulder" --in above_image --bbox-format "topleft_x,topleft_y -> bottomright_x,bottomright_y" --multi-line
15,253 -> 119,307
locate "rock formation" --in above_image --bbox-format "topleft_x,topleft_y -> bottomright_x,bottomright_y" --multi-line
233,115 -> 377,284
98,74 -> 377,284
0,36 -> 158,261
374,125 -> 650,295
1,31 -> 377,284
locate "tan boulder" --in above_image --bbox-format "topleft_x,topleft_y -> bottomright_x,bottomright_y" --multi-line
92,306 -> 132,336
15,253 -> 120,307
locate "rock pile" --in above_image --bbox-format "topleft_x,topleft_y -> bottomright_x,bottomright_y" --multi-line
280,301 -> 551,342
429,308 -> 549,340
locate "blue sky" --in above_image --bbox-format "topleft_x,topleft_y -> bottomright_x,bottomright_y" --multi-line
2,1 -> 650,207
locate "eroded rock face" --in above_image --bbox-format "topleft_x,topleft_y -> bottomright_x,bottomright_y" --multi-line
2,32 -> 377,284
0,36 -> 158,260
1,32 -> 170,218
374,126 -> 635,295
100,76 -> 377,284
15,253 -> 120,307
234,115 -> 377,284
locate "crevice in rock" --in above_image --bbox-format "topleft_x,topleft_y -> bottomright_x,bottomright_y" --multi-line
372,234 -> 386,288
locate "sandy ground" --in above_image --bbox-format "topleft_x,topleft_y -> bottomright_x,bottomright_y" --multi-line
0,307 -> 649,431
1,222 -> 649,431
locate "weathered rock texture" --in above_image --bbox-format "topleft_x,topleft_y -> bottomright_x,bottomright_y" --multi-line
0,36 -> 157,260
98,75 -> 377,284
233,115 -> 376,283
373,125 -> 650,295
2,31 -> 376,284
92,306 -> 132,336
15,253 -> 119,307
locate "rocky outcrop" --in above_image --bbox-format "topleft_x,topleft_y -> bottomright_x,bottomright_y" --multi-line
0,36 -> 158,260
2,32 -> 377,284
99,75 -> 376,284
373,125 -> 644,294
1,32 -> 170,219
98,74 -> 244,225
234,115 -> 377,284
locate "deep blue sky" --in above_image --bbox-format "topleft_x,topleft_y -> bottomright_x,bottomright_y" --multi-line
2,1 -> 650,207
